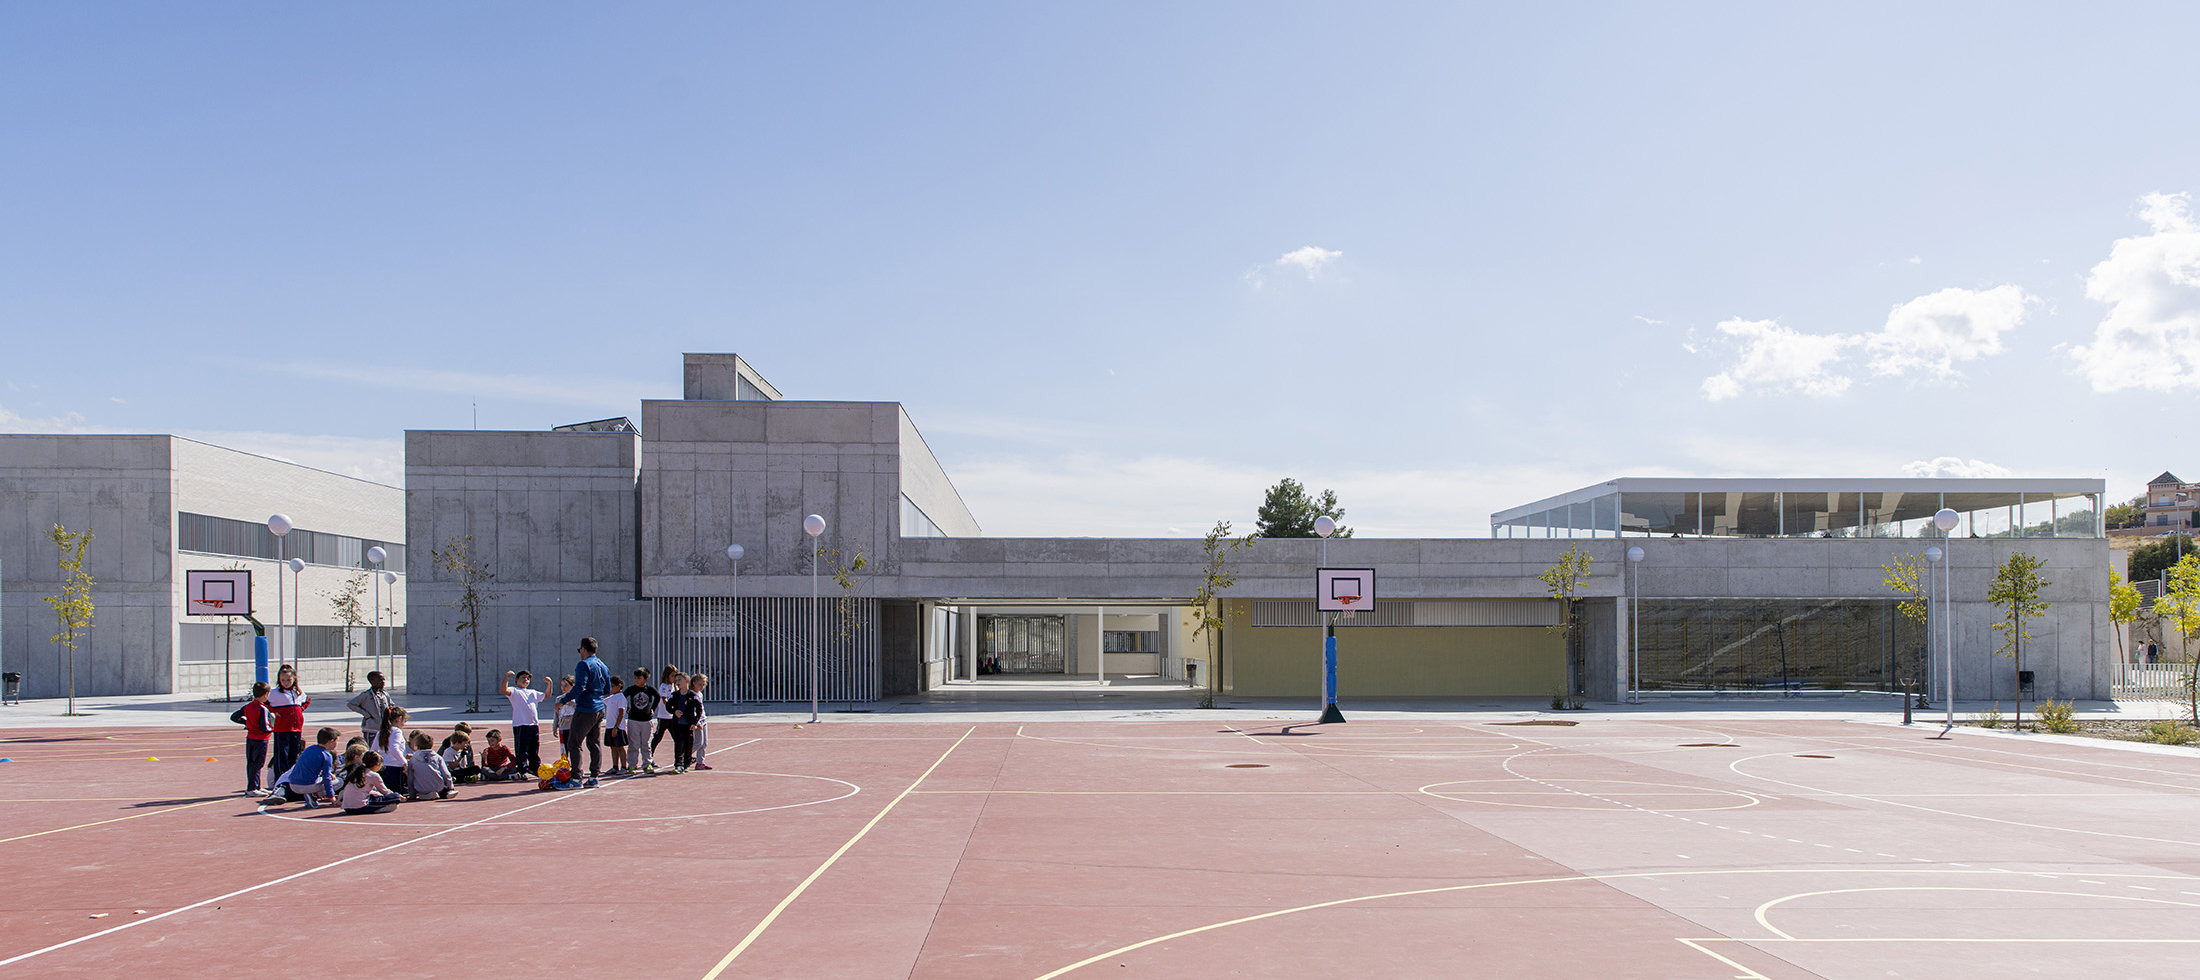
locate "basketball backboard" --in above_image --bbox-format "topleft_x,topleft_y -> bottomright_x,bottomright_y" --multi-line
1316,567 -> 1375,612
185,569 -> 252,616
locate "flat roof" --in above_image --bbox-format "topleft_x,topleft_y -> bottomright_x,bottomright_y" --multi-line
1491,477 -> 2108,523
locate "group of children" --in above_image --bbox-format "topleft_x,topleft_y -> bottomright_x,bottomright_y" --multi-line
503,664 -> 713,777
234,660 -> 721,816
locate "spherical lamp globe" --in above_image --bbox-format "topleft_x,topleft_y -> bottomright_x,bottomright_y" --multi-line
1933,508 -> 1960,533
1313,516 -> 1335,538
288,558 -> 305,573
367,545 -> 387,564
726,543 -> 746,562
1926,546 -> 1944,563
1627,546 -> 1645,563
803,515 -> 826,538
267,514 -> 292,537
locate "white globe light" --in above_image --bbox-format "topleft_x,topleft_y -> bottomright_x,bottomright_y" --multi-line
726,543 -> 746,561
1933,508 -> 1960,532
367,545 -> 386,564
803,514 -> 826,538
1627,546 -> 1645,563
288,558 -> 305,573
382,570 -> 398,584
1313,516 -> 1335,538
1925,546 -> 1944,562
267,514 -> 292,537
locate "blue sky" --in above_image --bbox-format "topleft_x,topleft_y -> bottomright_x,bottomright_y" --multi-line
5,4 -> 2199,536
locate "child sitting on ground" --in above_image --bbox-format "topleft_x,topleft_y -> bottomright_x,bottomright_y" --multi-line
442,731 -> 482,783
270,727 -> 344,808
481,729 -> 519,780
338,750 -> 402,815
405,730 -> 456,800
374,705 -> 411,795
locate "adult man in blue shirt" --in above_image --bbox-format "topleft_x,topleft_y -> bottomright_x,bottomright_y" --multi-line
557,636 -> 613,788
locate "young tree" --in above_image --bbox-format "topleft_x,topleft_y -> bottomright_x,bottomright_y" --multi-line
42,524 -> 95,716
430,535 -> 501,713
1189,520 -> 1256,698
2155,554 -> 2200,724
822,545 -> 870,708
1255,478 -> 1352,538
1537,545 -> 1593,700
2109,571 -> 2142,665
1882,551 -> 1931,701
1987,551 -> 2051,731
323,569 -> 369,692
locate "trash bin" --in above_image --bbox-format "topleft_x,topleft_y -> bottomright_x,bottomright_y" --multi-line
2,672 -> 19,705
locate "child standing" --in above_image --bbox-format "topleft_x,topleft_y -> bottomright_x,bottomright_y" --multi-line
405,730 -> 456,800
624,668 -> 660,773
665,672 -> 701,773
650,665 -> 678,757
689,673 -> 713,771
481,729 -> 518,779
501,670 -> 547,775
339,750 -> 403,815
604,674 -> 629,775
553,675 -> 576,760
229,682 -> 275,795
267,665 -> 310,778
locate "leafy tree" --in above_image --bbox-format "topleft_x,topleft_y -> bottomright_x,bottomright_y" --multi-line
1255,478 -> 1352,539
2104,495 -> 2146,530
822,545 -> 870,708
42,524 -> 95,716
1987,552 -> 2051,730
2128,534 -> 2195,585
1537,545 -> 1593,699
2109,571 -> 2141,665
322,569 -> 369,692
1189,520 -> 1255,699
2156,554 -> 2200,724
431,535 -> 502,713
1882,551 -> 1932,699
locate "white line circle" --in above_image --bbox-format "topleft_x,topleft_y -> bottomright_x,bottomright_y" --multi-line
254,770 -> 861,827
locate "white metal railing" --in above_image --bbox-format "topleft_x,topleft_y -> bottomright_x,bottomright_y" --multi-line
2113,662 -> 2193,701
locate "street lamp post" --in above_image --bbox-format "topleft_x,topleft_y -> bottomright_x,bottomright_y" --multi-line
803,515 -> 825,724
1627,546 -> 1645,703
1934,508 -> 1962,731
381,570 -> 398,679
288,559 -> 305,668
368,546 -> 387,677
726,543 -> 745,704
267,515 -> 292,679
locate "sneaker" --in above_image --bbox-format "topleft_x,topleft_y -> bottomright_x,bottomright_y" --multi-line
583,777 -> 600,789
304,796 -> 322,810
439,788 -> 455,799
671,766 -> 688,774
693,763 -> 713,771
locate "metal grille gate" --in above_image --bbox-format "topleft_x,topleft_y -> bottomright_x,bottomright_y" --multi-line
650,597 -> 879,703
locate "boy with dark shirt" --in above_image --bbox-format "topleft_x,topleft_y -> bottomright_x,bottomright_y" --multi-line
665,672 -> 702,774
624,669 -> 660,773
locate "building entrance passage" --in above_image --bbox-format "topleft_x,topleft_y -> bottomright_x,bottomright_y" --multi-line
979,615 -> 1065,673
1634,598 -> 1925,696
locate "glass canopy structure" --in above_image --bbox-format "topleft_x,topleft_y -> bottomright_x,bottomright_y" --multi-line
1491,478 -> 2105,539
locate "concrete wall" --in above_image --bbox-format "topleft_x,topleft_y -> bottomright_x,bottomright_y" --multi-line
1222,604 -> 1567,697
404,430 -> 646,697
0,435 -> 175,698
641,399 -> 906,596
172,438 -> 403,543
897,409 -> 981,537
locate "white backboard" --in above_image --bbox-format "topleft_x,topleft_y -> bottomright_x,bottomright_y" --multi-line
185,569 -> 252,616
1316,567 -> 1375,612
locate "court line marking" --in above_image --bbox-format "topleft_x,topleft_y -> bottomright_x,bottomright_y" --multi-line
1023,867 -> 2199,980
1754,885 -> 2200,940
0,779 -> 608,968
1727,750 -> 2200,849
0,798 -> 228,845
1729,724 -> 2200,790
698,725 -> 975,980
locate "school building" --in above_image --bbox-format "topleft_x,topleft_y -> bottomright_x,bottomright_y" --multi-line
399,353 -> 2113,706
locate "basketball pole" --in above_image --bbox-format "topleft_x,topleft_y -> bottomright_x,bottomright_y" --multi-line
1315,518 -> 1344,724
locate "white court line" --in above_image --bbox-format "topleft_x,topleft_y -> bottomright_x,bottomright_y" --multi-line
0,784 -> 602,968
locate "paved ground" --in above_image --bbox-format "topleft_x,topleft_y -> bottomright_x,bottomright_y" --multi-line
4,708 -> 2199,979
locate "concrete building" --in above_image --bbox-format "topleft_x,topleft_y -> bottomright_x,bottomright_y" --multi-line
0,435 -> 406,699
404,353 -> 2115,705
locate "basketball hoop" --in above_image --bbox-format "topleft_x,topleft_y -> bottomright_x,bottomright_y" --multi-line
201,599 -> 226,609
1336,595 -> 1359,620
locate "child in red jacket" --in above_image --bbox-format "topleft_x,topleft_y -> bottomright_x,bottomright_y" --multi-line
230,682 -> 275,795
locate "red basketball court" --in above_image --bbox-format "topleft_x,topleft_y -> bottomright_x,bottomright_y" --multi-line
4,716 -> 2199,978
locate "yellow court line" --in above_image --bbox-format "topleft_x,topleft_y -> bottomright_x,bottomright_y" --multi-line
0,798 -> 227,844
1753,886 -> 2200,941
699,726 -> 975,980
1675,937 -> 1774,980
913,790 -> 1400,796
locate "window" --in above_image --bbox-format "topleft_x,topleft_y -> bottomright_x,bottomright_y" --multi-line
900,495 -> 946,538
177,512 -> 404,569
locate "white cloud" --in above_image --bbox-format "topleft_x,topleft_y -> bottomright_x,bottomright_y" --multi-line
1698,318 -> 1859,401
2070,191 -> 2200,391
1244,246 -> 1342,287
1864,284 -> 2034,378
0,403 -> 98,433
1902,457 -> 2013,479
